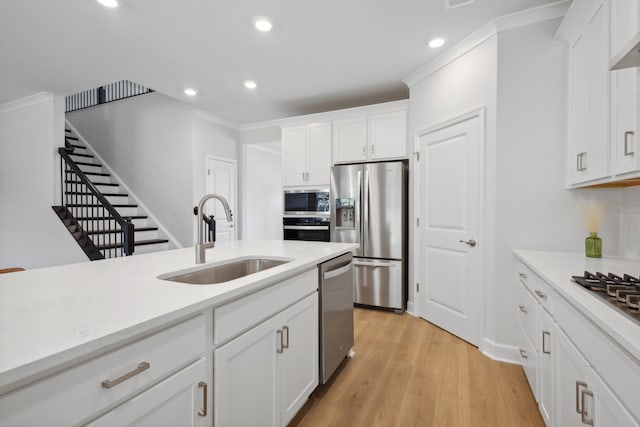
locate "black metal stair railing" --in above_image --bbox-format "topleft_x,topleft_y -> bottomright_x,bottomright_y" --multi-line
65,80 -> 153,113
58,147 -> 134,258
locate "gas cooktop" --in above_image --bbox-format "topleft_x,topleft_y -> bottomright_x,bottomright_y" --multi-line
572,272 -> 640,326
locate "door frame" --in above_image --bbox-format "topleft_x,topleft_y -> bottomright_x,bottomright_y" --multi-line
205,155 -> 238,241
412,106 -> 486,347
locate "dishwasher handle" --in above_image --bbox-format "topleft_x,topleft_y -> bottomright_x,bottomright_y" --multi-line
323,262 -> 353,280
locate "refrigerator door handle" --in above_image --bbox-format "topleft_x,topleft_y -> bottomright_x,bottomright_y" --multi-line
356,169 -> 362,254
363,169 -> 370,254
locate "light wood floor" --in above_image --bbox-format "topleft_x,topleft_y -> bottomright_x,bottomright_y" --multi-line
290,308 -> 543,427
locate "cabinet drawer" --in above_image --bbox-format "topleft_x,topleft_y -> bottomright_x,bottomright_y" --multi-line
516,260 -> 553,314
213,268 -> 317,345
516,282 -> 538,347
0,315 -> 205,427
516,320 -> 538,402
554,294 -> 640,422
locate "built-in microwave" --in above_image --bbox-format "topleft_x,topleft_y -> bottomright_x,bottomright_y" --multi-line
283,189 -> 330,216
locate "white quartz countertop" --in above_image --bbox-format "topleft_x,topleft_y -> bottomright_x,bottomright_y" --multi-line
0,240 -> 357,391
514,249 -> 640,363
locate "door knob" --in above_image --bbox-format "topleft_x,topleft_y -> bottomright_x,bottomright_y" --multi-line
459,239 -> 477,247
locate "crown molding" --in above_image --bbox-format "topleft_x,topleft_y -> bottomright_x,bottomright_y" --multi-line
237,120 -> 279,131
274,99 -> 408,128
403,0 -> 571,88
0,92 -> 54,115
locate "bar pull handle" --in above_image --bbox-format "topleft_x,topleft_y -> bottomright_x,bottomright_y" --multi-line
283,325 -> 290,349
576,153 -> 581,171
101,362 -> 150,389
323,262 -> 352,280
518,305 -> 527,313
519,349 -> 528,359
276,329 -> 284,353
371,144 -> 375,155
362,145 -> 366,156
576,381 -> 587,414
624,131 -> 635,156
198,382 -> 208,417
581,389 -> 594,425
542,331 -> 551,354
535,289 -> 547,299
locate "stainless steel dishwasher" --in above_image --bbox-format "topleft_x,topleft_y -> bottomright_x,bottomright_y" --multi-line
318,252 -> 354,384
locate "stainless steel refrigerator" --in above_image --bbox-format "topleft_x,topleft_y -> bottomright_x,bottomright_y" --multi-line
330,160 -> 407,312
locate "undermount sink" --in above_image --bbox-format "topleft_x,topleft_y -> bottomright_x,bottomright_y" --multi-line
159,257 -> 292,285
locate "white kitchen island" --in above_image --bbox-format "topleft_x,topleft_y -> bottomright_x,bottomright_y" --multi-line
0,240 -> 356,426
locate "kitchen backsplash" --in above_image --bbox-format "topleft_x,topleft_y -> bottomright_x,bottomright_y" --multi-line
620,186 -> 640,258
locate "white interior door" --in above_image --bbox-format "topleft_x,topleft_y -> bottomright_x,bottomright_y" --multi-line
206,157 -> 237,243
417,114 -> 480,346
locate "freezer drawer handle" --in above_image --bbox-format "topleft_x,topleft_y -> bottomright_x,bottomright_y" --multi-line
323,262 -> 353,280
284,225 -> 329,230
353,260 -> 397,268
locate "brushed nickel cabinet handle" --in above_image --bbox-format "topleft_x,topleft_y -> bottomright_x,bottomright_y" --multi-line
581,389 -> 594,425
198,382 -> 208,417
101,362 -> 150,389
576,381 -> 587,414
362,145 -> 366,156
542,331 -> 551,354
519,349 -> 528,359
283,325 -> 290,349
371,145 -> 375,155
518,305 -> 527,313
624,131 -> 635,156
277,329 -> 283,353
535,289 -> 547,299
576,153 -> 581,171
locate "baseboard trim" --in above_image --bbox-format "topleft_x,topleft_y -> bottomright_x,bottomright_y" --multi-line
406,301 -> 418,317
480,338 -> 520,364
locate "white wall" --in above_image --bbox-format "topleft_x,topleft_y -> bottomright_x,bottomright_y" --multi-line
493,19 -> 621,350
0,93 -> 86,269
619,186 -> 640,258
242,143 -> 283,240
68,93 -> 202,247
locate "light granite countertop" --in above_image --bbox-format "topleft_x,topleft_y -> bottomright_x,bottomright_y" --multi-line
514,249 -> 640,363
0,240 -> 357,392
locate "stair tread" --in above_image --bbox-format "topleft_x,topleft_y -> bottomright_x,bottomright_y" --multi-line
76,215 -> 147,220
69,144 -> 85,150
67,203 -> 138,208
87,227 -> 158,235
69,153 -> 94,158
97,239 -> 169,250
66,180 -> 119,187
84,171 -> 110,177
65,136 -> 79,141
65,191 -> 128,197
75,161 -> 102,167
65,129 -> 72,133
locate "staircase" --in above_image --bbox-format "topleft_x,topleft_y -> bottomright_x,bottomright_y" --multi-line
54,127 -> 170,260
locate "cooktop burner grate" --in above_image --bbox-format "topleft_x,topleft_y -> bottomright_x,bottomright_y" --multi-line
571,271 -> 640,326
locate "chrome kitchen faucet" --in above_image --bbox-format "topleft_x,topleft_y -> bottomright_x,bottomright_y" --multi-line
195,194 -> 233,264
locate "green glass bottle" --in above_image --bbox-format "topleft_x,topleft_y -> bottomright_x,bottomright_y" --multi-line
585,232 -> 602,258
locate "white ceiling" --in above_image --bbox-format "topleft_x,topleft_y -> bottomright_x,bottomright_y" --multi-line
0,0 -> 560,125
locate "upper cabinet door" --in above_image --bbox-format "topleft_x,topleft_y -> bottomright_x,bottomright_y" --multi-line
569,33 -> 590,184
332,117 -> 367,163
368,111 -> 407,160
306,122 -> 332,186
282,126 -> 307,187
610,0 -> 639,175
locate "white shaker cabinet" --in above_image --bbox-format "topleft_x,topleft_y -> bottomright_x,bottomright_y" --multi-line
610,0 -> 639,175
214,292 -> 319,427
567,0 -> 610,185
87,358 -> 209,427
333,111 -> 406,164
282,123 -> 331,187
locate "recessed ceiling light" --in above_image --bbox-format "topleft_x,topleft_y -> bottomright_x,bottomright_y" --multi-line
428,38 -> 446,48
184,88 -> 197,96
253,17 -> 272,32
96,0 -> 119,8
244,80 -> 257,89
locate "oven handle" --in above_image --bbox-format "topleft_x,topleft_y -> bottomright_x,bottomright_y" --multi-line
283,225 -> 329,230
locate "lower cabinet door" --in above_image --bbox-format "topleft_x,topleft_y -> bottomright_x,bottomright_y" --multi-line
279,293 -> 319,426
214,314 -> 280,427
538,307 -> 554,426
87,358 -> 209,427
555,324 -> 592,427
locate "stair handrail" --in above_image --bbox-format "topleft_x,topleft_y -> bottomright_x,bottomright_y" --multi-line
58,147 -> 135,255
